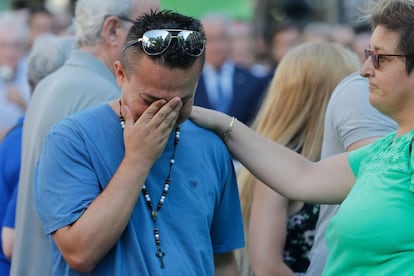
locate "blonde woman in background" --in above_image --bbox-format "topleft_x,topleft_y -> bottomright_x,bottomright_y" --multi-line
237,42 -> 360,276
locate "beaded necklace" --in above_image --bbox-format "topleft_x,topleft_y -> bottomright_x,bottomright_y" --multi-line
119,100 -> 180,269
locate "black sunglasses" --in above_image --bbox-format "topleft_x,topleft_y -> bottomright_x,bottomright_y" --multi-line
123,29 -> 206,57
364,49 -> 410,69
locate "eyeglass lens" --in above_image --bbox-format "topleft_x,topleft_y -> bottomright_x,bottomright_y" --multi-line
141,29 -> 204,56
364,49 -> 379,69
142,30 -> 171,55
176,30 -> 204,56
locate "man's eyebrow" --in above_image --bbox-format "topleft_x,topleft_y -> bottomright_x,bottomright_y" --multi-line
142,93 -> 190,102
142,93 -> 163,101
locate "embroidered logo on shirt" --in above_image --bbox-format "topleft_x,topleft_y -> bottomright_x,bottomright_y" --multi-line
189,180 -> 198,189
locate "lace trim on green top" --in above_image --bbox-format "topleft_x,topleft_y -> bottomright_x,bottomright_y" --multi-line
359,130 -> 414,192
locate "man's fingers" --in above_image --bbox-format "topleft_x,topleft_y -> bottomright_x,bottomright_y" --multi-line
141,97 -> 182,127
122,104 -> 134,128
142,99 -> 167,120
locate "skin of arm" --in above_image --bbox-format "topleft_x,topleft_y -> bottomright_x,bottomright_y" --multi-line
51,98 -> 182,273
1,226 -> 14,259
249,180 -> 295,276
214,251 -> 239,276
190,106 -> 355,204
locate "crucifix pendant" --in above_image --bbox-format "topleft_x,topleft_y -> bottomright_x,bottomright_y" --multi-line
156,248 -> 165,269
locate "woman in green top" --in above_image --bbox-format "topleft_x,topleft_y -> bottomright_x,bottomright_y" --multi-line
190,0 -> 414,274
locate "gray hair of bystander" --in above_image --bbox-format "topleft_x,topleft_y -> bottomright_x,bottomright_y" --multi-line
73,0 -> 135,46
27,34 -> 75,90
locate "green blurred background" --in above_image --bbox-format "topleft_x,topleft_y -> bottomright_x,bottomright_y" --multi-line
0,0 -> 366,26
160,0 -> 252,20
0,0 -> 253,20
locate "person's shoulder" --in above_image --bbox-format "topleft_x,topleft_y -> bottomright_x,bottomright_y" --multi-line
183,120 -> 216,134
32,62 -> 119,103
182,120 -> 231,161
332,72 -> 368,97
4,117 -> 23,134
0,119 -> 23,160
351,131 -> 396,161
327,72 -> 369,109
31,60 -> 73,96
33,64 -> 66,89
234,64 -> 252,74
0,127 -> 22,151
49,103 -> 110,135
183,120 -> 224,142
234,64 -> 262,80
65,103 -> 109,123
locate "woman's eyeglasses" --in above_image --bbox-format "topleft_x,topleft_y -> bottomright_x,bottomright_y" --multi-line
364,49 -> 410,69
123,29 -> 206,57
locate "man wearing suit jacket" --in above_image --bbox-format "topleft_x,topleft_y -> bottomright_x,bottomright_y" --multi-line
194,12 -> 270,125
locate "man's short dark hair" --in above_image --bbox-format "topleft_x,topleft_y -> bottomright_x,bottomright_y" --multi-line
122,10 -> 206,72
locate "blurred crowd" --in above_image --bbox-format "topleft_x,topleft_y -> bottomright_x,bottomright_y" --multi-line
0,4 -> 73,140
0,0 -> 382,275
0,2 -> 370,139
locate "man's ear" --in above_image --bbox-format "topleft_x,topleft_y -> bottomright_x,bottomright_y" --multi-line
102,16 -> 121,46
114,60 -> 126,86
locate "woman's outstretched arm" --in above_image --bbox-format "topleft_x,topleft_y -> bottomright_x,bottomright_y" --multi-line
190,106 -> 355,204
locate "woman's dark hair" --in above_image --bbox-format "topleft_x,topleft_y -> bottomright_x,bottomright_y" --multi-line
366,0 -> 414,73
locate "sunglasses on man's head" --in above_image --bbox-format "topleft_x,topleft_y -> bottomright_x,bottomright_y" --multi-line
364,49 -> 409,69
123,29 -> 206,57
